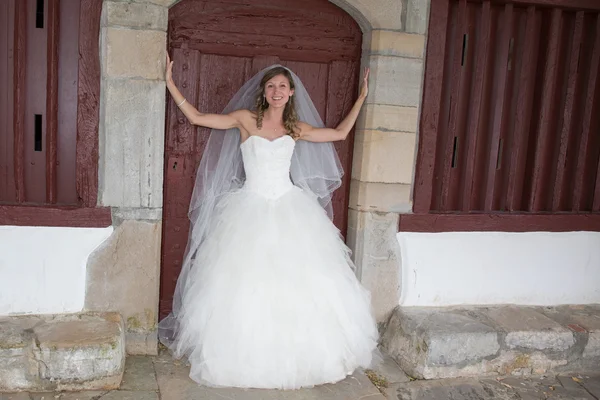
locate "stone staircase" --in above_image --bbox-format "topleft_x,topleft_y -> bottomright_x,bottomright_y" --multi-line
0,312 -> 125,392
381,305 -> 600,380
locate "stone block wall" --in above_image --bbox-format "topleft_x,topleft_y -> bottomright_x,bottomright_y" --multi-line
345,0 -> 431,322
87,0 -> 171,355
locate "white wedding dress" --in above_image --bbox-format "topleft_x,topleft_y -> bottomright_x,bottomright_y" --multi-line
171,134 -> 379,389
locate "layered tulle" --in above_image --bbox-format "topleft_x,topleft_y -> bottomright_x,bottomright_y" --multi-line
166,184 -> 379,389
161,135 -> 379,389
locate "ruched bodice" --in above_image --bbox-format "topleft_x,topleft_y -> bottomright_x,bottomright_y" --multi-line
241,135 -> 296,199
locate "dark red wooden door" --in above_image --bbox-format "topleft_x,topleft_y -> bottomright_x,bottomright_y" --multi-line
160,0 -> 362,318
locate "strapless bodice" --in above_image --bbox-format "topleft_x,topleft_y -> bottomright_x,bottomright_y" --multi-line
240,135 -> 296,199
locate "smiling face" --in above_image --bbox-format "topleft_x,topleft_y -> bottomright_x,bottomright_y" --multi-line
254,67 -> 300,135
258,67 -> 296,110
263,74 -> 294,108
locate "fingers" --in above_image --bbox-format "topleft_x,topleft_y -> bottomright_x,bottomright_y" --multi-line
166,54 -> 173,81
166,53 -> 173,74
360,67 -> 369,98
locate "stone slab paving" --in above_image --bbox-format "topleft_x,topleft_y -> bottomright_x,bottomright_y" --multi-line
0,352 -> 385,400
2,351 -> 597,400
153,351 -> 385,400
385,374 -> 600,400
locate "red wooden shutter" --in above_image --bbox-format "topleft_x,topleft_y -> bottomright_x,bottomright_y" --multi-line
415,0 -> 600,214
0,0 -> 80,206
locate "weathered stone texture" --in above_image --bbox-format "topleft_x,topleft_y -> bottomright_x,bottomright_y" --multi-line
382,308 -> 500,379
85,220 -> 162,355
390,374 -> 600,400
382,305 -> 599,380
137,0 -> 176,7
102,1 -> 168,31
352,130 -> 417,184
0,313 -> 125,392
112,208 -> 163,225
487,307 -> 575,352
99,79 -> 165,208
120,356 -> 159,391
358,104 -> 419,133
371,31 -> 425,58
405,0 -> 431,34
330,0 -> 403,30
349,180 -> 412,212
369,56 -> 424,107
154,351 -> 385,399
348,210 -> 402,322
0,318 -> 39,391
103,28 -> 166,80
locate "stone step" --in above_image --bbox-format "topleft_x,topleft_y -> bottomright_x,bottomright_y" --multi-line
0,312 -> 125,392
381,305 -> 600,380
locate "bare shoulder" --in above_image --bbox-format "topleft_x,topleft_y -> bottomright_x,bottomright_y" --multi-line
229,109 -> 253,121
247,110 -> 258,121
228,109 -> 255,138
296,121 -> 315,138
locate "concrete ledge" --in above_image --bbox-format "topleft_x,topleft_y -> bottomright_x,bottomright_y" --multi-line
381,305 -> 600,380
0,313 -> 125,392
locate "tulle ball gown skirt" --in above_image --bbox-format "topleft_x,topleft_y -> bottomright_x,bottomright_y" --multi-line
161,185 -> 379,389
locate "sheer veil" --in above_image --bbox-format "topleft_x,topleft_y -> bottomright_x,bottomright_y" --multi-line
159,65 -> 344,346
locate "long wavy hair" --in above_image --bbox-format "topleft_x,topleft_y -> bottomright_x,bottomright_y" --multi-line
254,67 -> 300,138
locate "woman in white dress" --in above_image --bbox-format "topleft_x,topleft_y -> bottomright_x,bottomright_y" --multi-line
159,54 -> 379,390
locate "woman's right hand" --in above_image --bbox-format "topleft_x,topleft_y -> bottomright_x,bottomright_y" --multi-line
166,53 -> 174,85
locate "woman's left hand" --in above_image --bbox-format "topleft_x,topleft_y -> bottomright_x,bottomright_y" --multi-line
359,67 -> 370,99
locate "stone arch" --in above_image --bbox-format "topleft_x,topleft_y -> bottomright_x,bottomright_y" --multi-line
327,0 -> 373,33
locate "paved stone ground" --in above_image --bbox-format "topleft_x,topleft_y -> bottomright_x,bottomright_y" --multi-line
385,374 -> 600,400
1,351 -> 598,400
372,354 -> 600,399
0,351 -> 386,400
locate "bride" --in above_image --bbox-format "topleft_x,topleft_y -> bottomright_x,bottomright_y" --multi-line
159,54 -> 379,390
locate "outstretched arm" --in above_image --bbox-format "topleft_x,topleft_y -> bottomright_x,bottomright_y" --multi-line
299,68 -> 370,142
166,54 -> 241,130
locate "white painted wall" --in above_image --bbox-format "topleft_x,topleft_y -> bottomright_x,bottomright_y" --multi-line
397,231 -> 600,306
0,226 -> 113,315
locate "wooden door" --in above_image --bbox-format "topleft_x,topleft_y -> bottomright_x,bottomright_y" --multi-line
160,0 -> 362,318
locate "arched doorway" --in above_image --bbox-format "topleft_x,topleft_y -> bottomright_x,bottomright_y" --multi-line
160,0 -> 362,318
